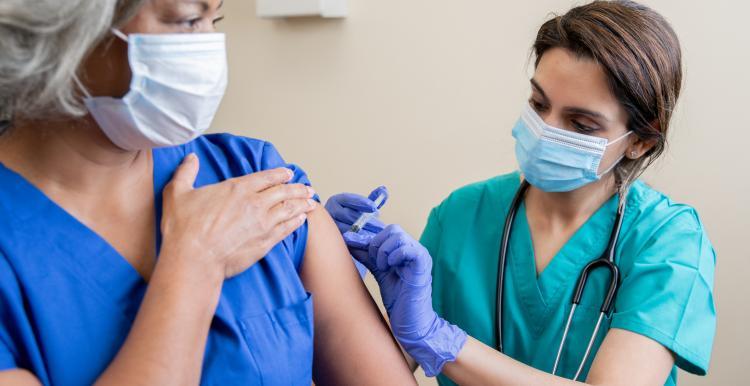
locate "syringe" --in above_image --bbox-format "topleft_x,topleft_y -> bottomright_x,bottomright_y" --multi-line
349,192 -> 387,233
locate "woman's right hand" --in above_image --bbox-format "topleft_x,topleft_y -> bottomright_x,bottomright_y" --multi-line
159,153 -> 317,278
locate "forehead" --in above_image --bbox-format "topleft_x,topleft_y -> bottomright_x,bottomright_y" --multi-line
149,0 -> 221,11
534,48 -> 624,118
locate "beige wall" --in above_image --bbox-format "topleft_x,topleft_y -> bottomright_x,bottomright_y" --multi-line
213,1 -> 749,385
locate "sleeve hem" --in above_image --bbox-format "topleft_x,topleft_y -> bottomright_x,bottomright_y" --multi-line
610,318 -> 709,375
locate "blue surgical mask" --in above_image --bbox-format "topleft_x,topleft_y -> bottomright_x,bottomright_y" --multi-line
512,103 -> 631,192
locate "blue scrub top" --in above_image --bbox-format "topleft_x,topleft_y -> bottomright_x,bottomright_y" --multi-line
0,134 -> 316,385
422,172 -> 716,386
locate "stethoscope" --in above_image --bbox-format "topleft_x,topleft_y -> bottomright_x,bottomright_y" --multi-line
494,180 -> 625,381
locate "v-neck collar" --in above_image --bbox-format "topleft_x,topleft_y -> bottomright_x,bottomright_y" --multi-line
0,147 -> 180,319
508,195 -> 618,337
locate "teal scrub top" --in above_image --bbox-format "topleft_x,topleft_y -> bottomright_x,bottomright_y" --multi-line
421,172 -> 716,386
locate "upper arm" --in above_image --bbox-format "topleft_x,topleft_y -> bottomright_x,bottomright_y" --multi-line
586,328 -> 674,386
0,369 -> 42,386
300,206 -> 416,385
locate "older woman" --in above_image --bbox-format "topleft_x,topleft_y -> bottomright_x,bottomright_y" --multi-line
0,1 -> 415,385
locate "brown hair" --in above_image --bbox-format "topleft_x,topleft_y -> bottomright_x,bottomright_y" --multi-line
533,0 -> 682,200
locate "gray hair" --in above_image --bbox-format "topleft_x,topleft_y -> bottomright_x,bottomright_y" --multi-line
0,0 -> 145,126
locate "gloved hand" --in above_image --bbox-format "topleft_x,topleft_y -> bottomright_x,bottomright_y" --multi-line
357,224 -> 467,377
325,186 -> 389,277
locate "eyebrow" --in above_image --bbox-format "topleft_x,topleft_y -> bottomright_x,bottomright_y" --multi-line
186,0 -> 223,11
529,78 -> 610,123
530,78 -> 548,101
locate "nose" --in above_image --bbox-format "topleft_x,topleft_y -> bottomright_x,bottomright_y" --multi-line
538,110 -> 566,130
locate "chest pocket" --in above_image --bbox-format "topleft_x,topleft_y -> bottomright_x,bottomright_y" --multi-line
239,293 -> 314,386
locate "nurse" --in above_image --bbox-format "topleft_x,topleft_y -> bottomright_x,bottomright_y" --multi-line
0,0 -> 416,385
327,1 -> 716,385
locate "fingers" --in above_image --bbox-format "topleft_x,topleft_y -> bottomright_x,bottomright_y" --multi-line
362,216 -> 386,233
337,193 -> 381,213
268,212 -> 308,246
387,245 -> 432,286
260,183 -> 315,209
267,198 -> 317,227
369,224 -> 398,258
167,153 -> 200,194
329,203 -> 384,230
374,226 -> 406,272
369,224 -> 430,279
343,230 -> 375,250
236,167 -> 295,192
367,186 -> 389,209
343,232 -> 377,271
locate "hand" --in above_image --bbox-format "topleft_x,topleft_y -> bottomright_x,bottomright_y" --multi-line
160,153 -> 317,278
325,186 -> 388,277
356,224 -> 467,377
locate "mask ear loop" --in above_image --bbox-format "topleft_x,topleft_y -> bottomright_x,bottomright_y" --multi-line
597,131 -> 633,177
73,75 -> 93,100
606,130 -> 632,147
74,28 -> 129,100
111,28 -> 129,42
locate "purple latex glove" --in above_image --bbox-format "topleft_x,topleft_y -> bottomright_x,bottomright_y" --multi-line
324,186 -> 389,277
356,224 -> 467,377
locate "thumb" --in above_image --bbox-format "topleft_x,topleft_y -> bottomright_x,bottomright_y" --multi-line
368,185 -> 389,209
169,153 -> 200,193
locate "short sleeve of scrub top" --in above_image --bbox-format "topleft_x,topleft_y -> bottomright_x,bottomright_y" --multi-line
609,197 -> 716,375
422,172 -> 716,386
0,133 -> 318,386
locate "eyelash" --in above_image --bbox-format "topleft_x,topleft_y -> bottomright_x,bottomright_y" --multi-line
571,120 -> 597,133
529,98 -> 547,112
180,16 -> 224,30
528,98 -> 599,133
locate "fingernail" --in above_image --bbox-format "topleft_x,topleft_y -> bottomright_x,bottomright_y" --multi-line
285,168 -> 294,179
307,186 -> 316,197
307,199 -> 317,207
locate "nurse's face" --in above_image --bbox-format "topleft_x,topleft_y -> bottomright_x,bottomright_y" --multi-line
81,0 -> 225,99
528,47 -> 633,175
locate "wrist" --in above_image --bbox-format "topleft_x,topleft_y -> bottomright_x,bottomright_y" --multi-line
398,315 -> 468,377
157,241 -> 225,287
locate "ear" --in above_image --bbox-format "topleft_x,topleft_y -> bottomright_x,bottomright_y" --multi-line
626,122 -> 660,160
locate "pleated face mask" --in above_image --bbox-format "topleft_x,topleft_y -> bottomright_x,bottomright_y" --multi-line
81,29 -> 228,150
512,103 -> 631,192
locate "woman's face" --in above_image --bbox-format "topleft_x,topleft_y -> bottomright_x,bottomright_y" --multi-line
81,0 -> 225,99
529,47 -> 635,174
123,0 -> 225,34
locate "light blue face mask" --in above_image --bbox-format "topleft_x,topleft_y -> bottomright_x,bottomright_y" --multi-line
512,103 -> 632,192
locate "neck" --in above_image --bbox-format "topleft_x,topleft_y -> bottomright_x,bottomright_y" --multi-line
525,175 -> 617,227
0,115 -> 150,196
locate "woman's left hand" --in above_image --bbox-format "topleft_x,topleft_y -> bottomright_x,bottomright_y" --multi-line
354,224 -> 468,377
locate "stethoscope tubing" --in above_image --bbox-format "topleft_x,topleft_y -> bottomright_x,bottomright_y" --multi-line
495,179 -> 625,380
